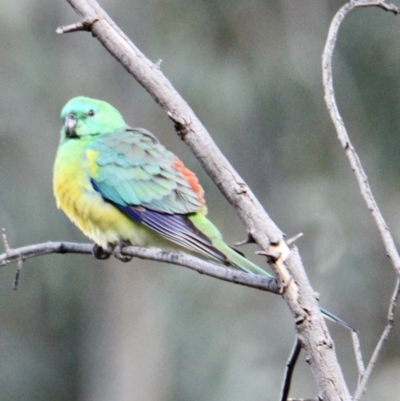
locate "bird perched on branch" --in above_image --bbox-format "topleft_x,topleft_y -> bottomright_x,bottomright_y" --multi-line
53,96 -> 351,328
53,96 -> 267,272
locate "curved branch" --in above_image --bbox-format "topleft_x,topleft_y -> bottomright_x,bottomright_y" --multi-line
322,0 -> 400,278
322,0 -> 400,398
0,241 -> 279,293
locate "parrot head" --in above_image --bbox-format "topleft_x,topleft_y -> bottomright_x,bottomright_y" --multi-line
60,96 -> 126,141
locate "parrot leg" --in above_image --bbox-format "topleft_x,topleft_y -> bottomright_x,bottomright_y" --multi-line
113,241 -> 133,263
92,244 -> 111,260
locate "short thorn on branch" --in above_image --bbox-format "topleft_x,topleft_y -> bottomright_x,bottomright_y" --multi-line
56,18 -> 99,34
154,59 -> 163,69
234,233 -> 256,247
287,232 -> 304,246
1,228 -> 11,254
2,229 -> 24,290
256,249 -> 281,263
167,112 -> 191,139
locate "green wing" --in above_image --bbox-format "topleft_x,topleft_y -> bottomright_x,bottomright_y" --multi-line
88,127 -> 202,214
87,128 -> 227,261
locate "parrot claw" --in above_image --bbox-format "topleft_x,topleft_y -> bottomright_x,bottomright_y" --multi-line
113,242 -> 132,263
92,244 -> 111,260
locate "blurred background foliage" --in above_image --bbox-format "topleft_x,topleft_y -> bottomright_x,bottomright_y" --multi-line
0,0 -> 399,400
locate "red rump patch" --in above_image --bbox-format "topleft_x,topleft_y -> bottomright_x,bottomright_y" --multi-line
174,157 -> 205,206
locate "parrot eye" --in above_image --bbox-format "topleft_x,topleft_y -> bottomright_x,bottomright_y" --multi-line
88,109 -> 95,116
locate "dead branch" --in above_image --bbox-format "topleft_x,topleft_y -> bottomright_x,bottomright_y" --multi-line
0,240 -> 279,293
322,0 -> 400,278
280,337 -> 302,401
353,279 -> 400,400
322,0 -> 400,398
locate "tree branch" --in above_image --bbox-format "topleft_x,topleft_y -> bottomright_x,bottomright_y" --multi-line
322,0 -> 400,398
0,240 -> 279,293
351,330 -> 366,383
322,0 -> 400,279
280,337 -> 302,401
57,1 -> 353,399
353,279 -> 400,400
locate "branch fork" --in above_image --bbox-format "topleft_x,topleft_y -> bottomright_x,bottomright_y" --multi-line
56,17 -> 98,34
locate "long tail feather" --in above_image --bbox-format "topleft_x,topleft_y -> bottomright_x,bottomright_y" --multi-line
212,238 -> 354,330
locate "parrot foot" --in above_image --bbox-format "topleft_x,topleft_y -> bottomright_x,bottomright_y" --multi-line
113,242 -> 133,263
92,244 -> 111,260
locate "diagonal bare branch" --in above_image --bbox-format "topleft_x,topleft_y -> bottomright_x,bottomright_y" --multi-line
351,330 -> 366,383
353,279 -> 400,400
280,337 -> 302,401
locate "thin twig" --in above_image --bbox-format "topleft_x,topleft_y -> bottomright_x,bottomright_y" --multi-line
56,18 -> 97,34
353,278 -> 400,400
0,241 -> 279,293
286,233 -> 303,246
13,258 -> 23,290
351,330 -> 365,383
1,228 -> 11,253
280,337 -> 302,401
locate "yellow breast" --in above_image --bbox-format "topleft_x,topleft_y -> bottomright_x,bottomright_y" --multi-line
53,141 -> 138,249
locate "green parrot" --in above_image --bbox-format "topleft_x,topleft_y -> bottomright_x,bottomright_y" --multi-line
53,96 -> 351,328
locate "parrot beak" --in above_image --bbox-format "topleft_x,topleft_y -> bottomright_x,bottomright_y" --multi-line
64,114 -> 78,138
